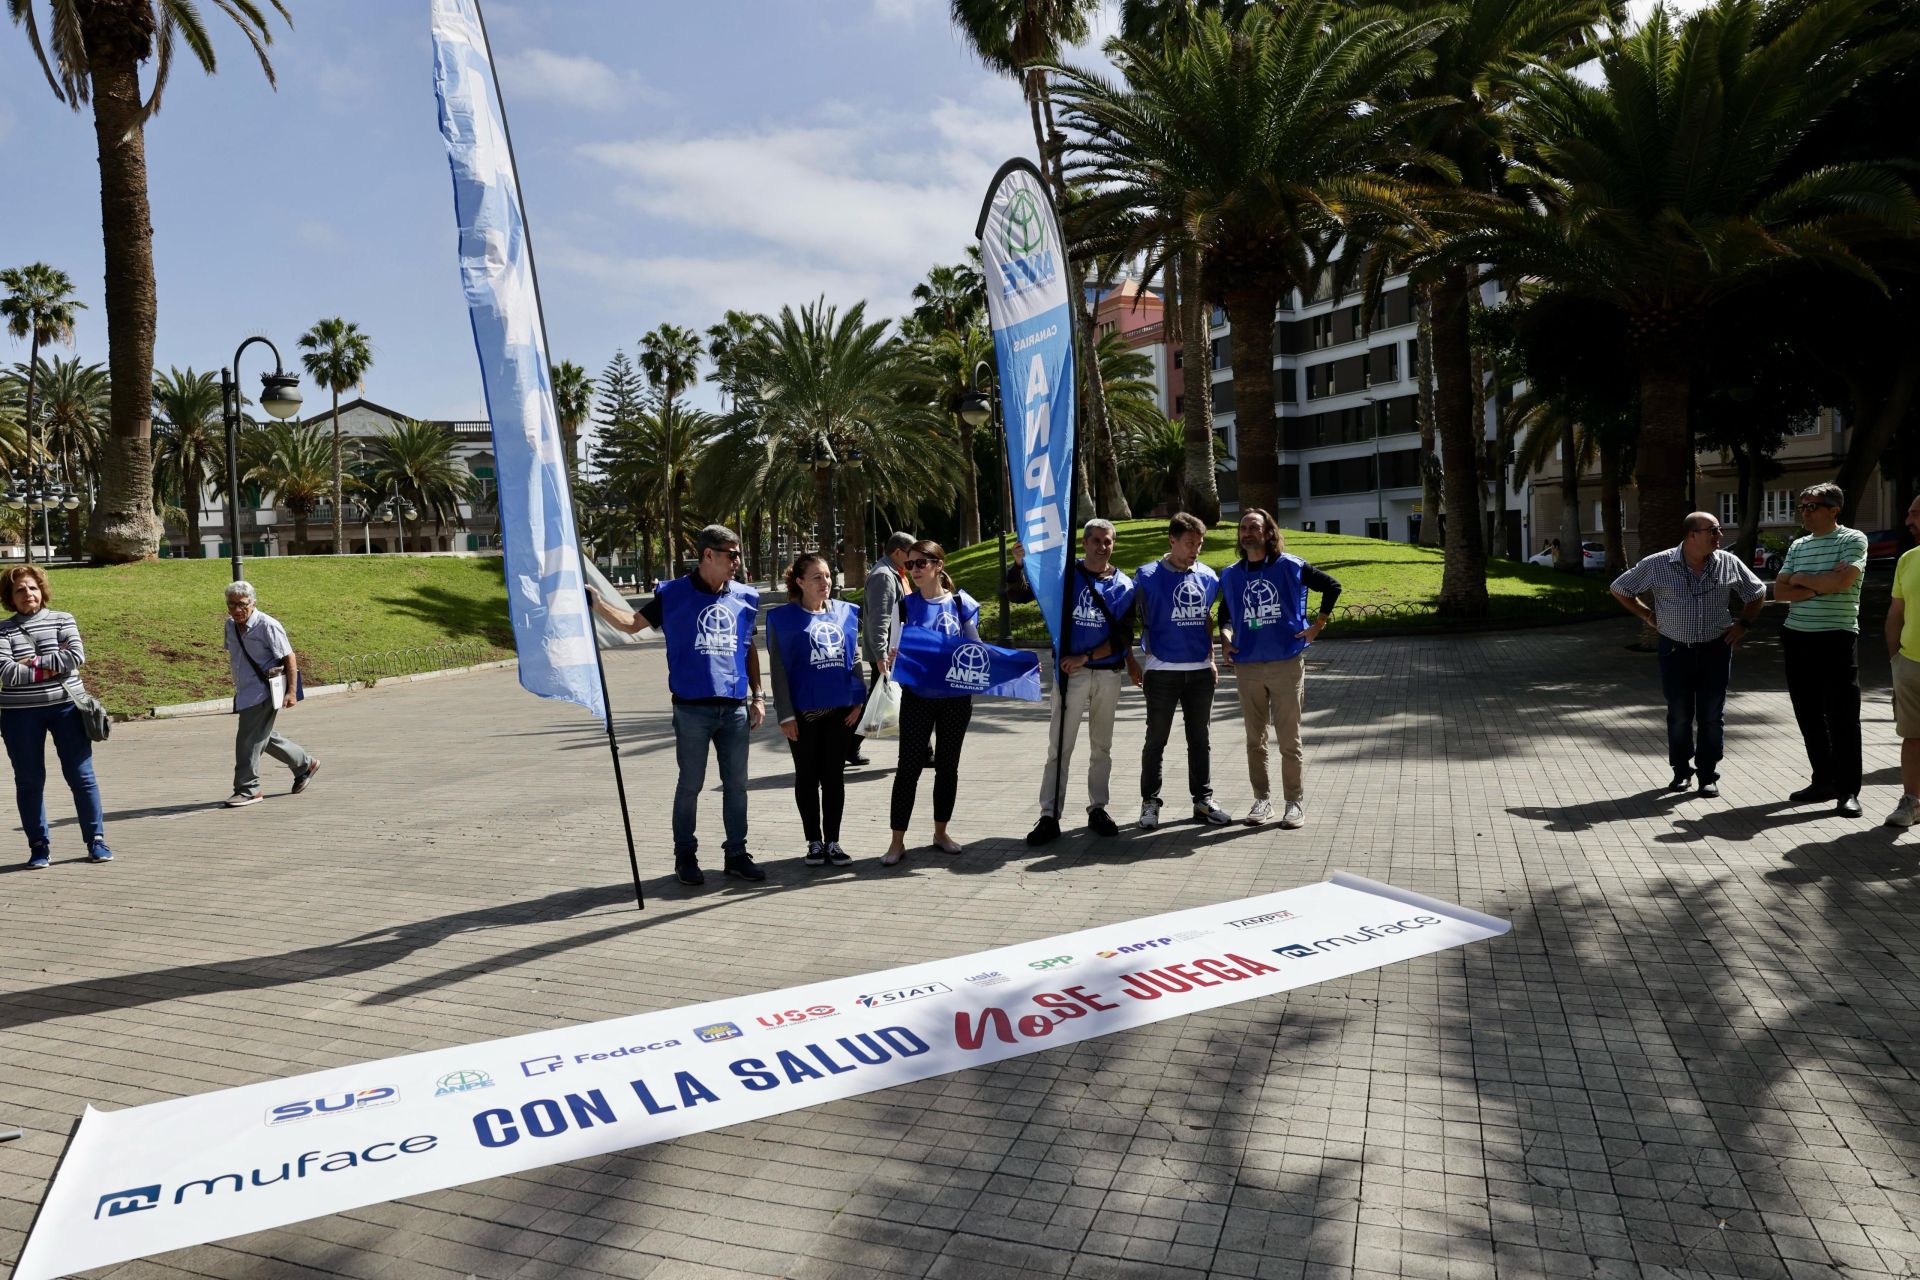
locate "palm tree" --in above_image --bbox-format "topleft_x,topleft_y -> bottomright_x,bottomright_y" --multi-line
705,310 -> 764,408
1463,0 -> 1920,559
911,262 -> 986,337
10,1 -> 291,562
298,317 -> 374,554
151,366 -> 227,554
0,371 -> 24,463
600,403 -> 717,576
639,323 -> 703,410
1047,2 -> 1447,516
29,355 -> 109,547
365,419 -> 468,549
239,420 -> 331,553
550,360 -> 592,484
0,263 -> 85,470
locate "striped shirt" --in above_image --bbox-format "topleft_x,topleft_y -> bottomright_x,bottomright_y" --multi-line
1611,547 -> 1765,644
1780,525 -> 1868,634
0,608 -> 86,710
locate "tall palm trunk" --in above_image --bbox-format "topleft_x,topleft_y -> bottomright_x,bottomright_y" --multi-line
1556,420 -> 1582,573
1221,282 -> 1282,516
1634,344 -> 1693,557
1733,441 -> 1764,565
959,412 -> 982,545
1834,355 -> 1920,527
84,48 -> 161,563
330,390 -> 345,553
1174,247 -> 1220,523
1431,267 -> 1488,616
811,468 -> 834,564
1415,289 -> 1441,546
1599,438 -> 1626,572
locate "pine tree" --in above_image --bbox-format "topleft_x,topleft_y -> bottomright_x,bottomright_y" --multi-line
591,350 -> 645,478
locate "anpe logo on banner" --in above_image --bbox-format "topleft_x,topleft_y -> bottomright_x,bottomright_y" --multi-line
695,1021 -> 743,1043
433,1070 -> 493,1096
1227,910 -> 1297,930
756,1005 -> 836,1029
1273,916 -> 1445,959
855,982 -> 952,1008
265,1087 -> 399,1127
1096,938 -> 1173,958
95,1186 -> 161,1219
945,643 -> 993,690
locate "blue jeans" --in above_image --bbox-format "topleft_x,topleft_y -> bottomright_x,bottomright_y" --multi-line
1657,636 -> 1732,781
1,701 -> 105,849
672,702 -> 749,860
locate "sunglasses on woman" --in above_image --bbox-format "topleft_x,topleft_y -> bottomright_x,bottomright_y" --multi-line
904,557 -> 941,569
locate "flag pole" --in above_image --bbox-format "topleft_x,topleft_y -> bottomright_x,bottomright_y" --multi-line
470,0 -> 642,910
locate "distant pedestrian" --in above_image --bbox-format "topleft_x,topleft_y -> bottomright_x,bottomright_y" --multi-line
1881,495 -> 1920,828
1773,483 -> 1869,816
881,540 -> 977,865
766,553 -> 864,868
590,524 -> 767,886
1011,519 -> 1134,845
1218,509 -> 1341,829
222,580 -> 320,809
1609,512 -> 1765,796
854,530 -> 916,767
1132,512 -> 1230,829
0,565 -> 110,866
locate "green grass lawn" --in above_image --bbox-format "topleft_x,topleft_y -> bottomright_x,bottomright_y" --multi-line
924,520 -> 1616,645
33,556 -> 515,715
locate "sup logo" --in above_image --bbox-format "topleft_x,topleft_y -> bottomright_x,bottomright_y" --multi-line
946,643 -> 993,690
1003,188 -> 1044,256
95,1185 -> 161,1219
434,1070 -> 494,1096
694,602 -> 738,656
806,619 -> 845,666
266,1086 -> 399,1126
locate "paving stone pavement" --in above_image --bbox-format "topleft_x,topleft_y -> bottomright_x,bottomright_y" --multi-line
2,617 -> 1917,1280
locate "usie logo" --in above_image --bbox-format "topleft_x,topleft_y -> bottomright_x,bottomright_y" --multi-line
265,1087 -> 398,1126
856,982 -> 951,1008
757,1004 -> 836,1029
695,1021 -> 743,1043
95,1185 -> 161,1219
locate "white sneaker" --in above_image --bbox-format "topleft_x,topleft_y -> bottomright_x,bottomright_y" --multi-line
1245,799 -> 1275,825
223,791 -> 262,808
1885,795 -> 1920,829
1138,799 -> 1162,830
1194,800 -> 1232,826
1280,801 -> 1305,829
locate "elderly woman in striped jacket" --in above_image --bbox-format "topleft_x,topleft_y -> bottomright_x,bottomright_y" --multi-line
0,565 -> 109,868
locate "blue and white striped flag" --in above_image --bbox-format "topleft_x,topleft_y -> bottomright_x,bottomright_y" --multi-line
431,0 -> 605,721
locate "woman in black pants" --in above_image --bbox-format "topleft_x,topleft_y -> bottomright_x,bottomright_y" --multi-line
881,540 -> 979,866
765,553 -> 865,868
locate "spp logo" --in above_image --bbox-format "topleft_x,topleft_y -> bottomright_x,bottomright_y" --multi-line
757,1005 -> 837,1029
265,1086 -> 398,1126
95,1185 -> 161,1219
695,1021 -> 742,1043
1096,937 -> 1173,958
520,1039 -> 681,1077
1027,955 -> 1074,971
855,982 -> 951,1008
434,1070 -> 494,1096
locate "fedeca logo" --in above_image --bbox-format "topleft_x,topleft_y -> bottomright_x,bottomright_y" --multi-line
95,1185 -> 161,1219
434,1070 -> 493,1096
265,1087 -> 399,1127
855,982 -> 952,1008
1226,910 -> 1297,930
520,1039 -> 681,1077
695,1021 -> 743,1043
1273,916 -> 1445,959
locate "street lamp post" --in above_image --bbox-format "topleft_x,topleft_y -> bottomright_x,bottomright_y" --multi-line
376,482 -> 418,555
3,463 -> 80,564
956,361 -> 1011,644
221,337 -> 303,582
808,437 -> 839,594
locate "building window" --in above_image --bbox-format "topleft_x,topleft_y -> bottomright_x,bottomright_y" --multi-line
1210,304 -> 1227,328
1210,380 -> 1236,414
1788,413 -> 1821,437
1310,313 -> 1334,349
1717,493 -> 1739,526
1281,464 -> 1300,499
1301,521 -> 1316,532
1173,348 -> 1183,368
1308,456 -> 1375,496
1174,394 -> 1183,417
1763,489 -> 1794,523
1277,368 -> 1298,405
1378,448 -> 1421,489
1325,519 -> 1341,535
1366,519 -> 1388,540
1210,338 -> 1226,369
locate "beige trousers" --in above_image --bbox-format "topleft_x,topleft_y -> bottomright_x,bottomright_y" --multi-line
1235,657 -> 1305,802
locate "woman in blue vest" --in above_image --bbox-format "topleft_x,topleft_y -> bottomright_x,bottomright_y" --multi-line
880,540 -> 979,866
766,553 -> 865,869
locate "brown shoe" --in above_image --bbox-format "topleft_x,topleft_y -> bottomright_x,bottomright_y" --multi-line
292,759 -> 321,794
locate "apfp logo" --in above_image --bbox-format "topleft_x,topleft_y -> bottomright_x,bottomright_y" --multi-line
946,643 -> 993,690
694,602 -> 738,656
1003,187 -> 1045,256
806,618 -> 845,666
95,1185 -> 162,1219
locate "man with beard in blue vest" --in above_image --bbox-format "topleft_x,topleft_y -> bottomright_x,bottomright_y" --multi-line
1005,518 -> 1136,845
1130,512 -> 1230,830
589,524 -> 767,887
1217,508 -> 1341,829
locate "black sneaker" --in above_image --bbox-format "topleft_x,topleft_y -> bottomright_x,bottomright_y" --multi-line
724,854 -> 767,882
1025,816 -> 1061,847
803,841 -> 828,867
1665,770 -> 1694,793
1789,782 -> 1836,804
1699,779 -> 1720,798
675,857 -> 705,886
825,842 -> 853,867
847,753 -> 870,767
1087,808 -> 1120,838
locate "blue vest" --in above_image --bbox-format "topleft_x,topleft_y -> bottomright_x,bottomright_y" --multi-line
766,600 -> 865,712
900,589 -> 979,643
657,576 -> 758,701
1064,565 -> 1134,669
1134,560 -> 1219,663
1221,554 -> 1311,663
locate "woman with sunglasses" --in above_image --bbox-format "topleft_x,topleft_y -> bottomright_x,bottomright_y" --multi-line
765,553 -> 865,867
880,540 -> 978,865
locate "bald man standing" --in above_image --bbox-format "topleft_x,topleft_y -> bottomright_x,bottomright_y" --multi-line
1610,512 -> 1767,797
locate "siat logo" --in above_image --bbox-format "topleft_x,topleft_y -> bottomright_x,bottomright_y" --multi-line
946,643 -> 993,690
95,1185 -> 162,1220
1003,187 -> 1044,256
694,602 -> 738,656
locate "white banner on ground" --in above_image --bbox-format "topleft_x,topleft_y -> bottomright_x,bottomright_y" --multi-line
12,875 -> 1507,1279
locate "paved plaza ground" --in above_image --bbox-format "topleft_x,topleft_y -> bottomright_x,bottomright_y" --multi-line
2,615 -> 1917,1280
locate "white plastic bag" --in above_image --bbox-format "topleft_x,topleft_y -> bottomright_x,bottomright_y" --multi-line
857,675 -> 901,738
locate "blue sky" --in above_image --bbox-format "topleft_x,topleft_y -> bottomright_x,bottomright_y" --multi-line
0,0 -> 1692,432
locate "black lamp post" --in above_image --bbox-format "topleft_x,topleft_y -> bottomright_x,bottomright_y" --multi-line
3,462 -> 80,564
375,484 -> 419,554
221,337 -> 302,582
956,361 -> 1011,643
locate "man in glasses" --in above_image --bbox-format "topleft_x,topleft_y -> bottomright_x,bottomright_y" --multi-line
589,523 -> 768,886
1610,512 -> 1766,796
1772,483 -> 1869,817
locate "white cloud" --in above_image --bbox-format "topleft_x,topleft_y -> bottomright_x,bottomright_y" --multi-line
871,0 -> 930,22
498,48 -> 651,113
294,220 -> 350,253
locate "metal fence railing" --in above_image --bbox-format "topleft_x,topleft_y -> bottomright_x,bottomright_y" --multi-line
306,642 -> 510,687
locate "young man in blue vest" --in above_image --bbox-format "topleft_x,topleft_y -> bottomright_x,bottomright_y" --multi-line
1217,509 -> 1341,828
590,524 -> 767,886
1130,512 -> 1230,829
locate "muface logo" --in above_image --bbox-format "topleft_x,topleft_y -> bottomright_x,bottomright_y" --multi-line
520,1039 -> 681,1077
434,1070 -> 494,1096
946,642 -> 993,690
695,1021 -> 743,1043
806,618 -> 846,666
757,1004 -> 837,1029
266,1086 -> 398,1127
1273,915 -> 1444,959
95,1185 -> 161,1219
1095,937 -> 1173,958
1227,910 -> 1296,930
694,602 -> 738,656
855,982 -> 951,1008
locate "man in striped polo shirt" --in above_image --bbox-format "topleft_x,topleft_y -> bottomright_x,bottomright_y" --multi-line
1772,483 -> 1869,817
1610,512 -> 1766,796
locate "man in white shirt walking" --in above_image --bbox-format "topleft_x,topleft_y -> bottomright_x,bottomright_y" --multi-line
222,581 -> 319,808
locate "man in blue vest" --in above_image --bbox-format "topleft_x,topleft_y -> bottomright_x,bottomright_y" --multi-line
1006,518 -> 1135,845
1130,512 -> 1229,829
589,524 -> 766,886
1218,509 -> 1341,829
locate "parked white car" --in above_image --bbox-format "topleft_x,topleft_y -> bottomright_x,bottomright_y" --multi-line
1527,542 -> 1606,569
